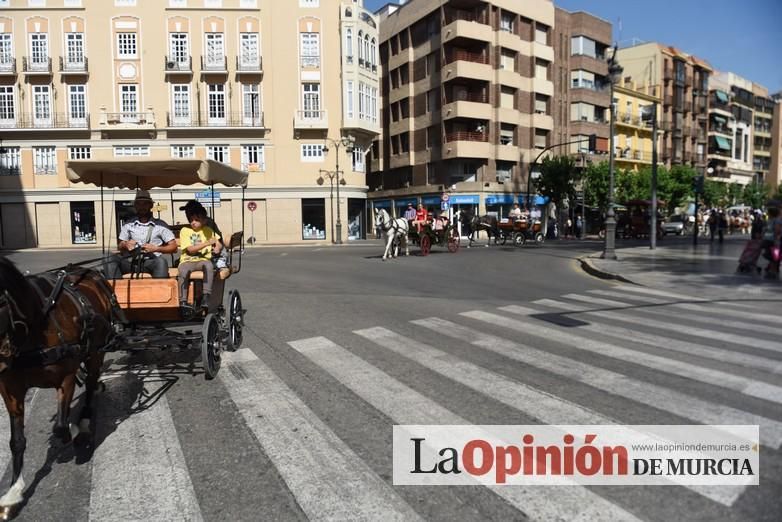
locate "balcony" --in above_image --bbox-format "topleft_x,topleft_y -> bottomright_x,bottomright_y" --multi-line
1,112 -> 90,130
445,131 -> 488,142
236,55 -> 263,74
443,130 -> 490,158
663,66 -> 673,81
444,49 -> 489,65
300,56 -> 320,69
166,112 -> 264,128
201,56 -> 227,73
294,109 -> 328,130
60,56 -> 88,74
441,18 -> 493,44
0,57 -> 16,75
241,162 -> 265,173
165,56 -> 192,74
100,111 -> 156,128
23,56 -> 52,74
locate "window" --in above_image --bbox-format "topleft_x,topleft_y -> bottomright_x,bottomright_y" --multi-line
204,0 -> 222,6
300,0 -> 319,7
302,83 -> 320,118
301,199 -> 326,240
500,86 -> 515,109
534,129 -> 548,149
115,0 -> 137,5
65,33 -> 85,66
535,94 -> 548,115
117,32 -> 137,58
0,34 -> 12,69
357,30 -> 364,63
120,84 -> 138,117
534,59 -> 548,80
346,81 -> 353,119
206,145 -> 229,163
570,102 -> 596,122
371,87 -> 377,123
352,146 -> 364,172
34,146 -> 56,174
169,0 -> 187,6
64,0 -> 82,6
0,85 -> 15,125
207,84 -> 226,123
169,33 -> 189,64
171,145 -> 194,158
68,146 -> 91,160
171,84 -> 190,122
68,85 -> 87,123
241,144 -> 264,172
500,48 -> 515,71
535,25 -> 548,45
240,0 -> 257,6
33,85 -> 51,124
571,69 -> 595,90
300,33 -> 320,67
571,36 -> 597,58
114,145 -> 149,157
0,147 -> 21,176
345,28 -> 353,63
370,38 -> 376,68
500,12 -> 514,33
205,33 -> 225,67
30,33 -> 48,65
239,33 -> 259,67
500,126 -> 514,146
28,0 -> 45,6
242,83 -> 261,124
301,144 -> 324,162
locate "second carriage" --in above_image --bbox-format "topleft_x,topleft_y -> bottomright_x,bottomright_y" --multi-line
497,218 -> 545,246
407,217 -> 461,256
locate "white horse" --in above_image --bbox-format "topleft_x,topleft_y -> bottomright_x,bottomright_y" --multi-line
374,208 -> 409,260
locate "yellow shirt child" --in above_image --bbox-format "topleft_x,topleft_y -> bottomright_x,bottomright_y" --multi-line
179,225 -> 221,263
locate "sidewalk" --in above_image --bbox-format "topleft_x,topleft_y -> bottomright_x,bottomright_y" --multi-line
581,235 -> 780,297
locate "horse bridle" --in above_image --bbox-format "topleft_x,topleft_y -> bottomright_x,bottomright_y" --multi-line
0,290 -> 29,358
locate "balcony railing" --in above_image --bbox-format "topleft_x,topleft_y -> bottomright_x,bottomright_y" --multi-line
294,109 -> 328,129
0,57 -> 17,74
102,111 -> 155,126
241,162 -> 265,173
445,49 -> 489,65
444,131 -> 488,142
166,112 -> 264,128
23,56 -> 52,74
444,9 -> 489,25
60,56 -> 88,73
300,55 -> 320,68
236,55 -> 263,72
201,56 -> 227,72
165,56 -> 192,73
4,112 -> 90,129
446,92 -> 488,104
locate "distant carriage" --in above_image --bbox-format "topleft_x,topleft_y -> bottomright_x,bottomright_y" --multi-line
497,218 -> 545,247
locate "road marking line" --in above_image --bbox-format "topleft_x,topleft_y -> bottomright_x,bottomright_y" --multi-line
89,370 -> 203,522
531,299 -> 782,375
220,348 -> 420,522
461,309 -> 782,449
289,336 -> 641,522
609,286 -> 767,310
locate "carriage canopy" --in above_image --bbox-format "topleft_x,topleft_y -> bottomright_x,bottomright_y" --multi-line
66,159 -> 248,190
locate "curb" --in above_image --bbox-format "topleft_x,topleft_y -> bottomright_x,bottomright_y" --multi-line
577,255 -> 639,285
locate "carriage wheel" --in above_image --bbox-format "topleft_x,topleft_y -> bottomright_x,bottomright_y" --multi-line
500,233 -> 508,246
534,232 -> 545,245
201,313 -> 221,380
228,290 -> 244,351
447,232 -> 460,253
513,232 -> 526,247
420,235 -> 431,256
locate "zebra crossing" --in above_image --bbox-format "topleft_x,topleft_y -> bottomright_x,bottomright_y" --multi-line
2,284 -> 780,521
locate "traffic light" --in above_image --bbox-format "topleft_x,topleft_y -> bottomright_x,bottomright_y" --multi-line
692,175 -> 704,194
587,134 -> 597,152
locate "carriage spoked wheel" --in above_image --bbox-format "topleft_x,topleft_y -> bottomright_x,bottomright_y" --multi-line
228,289 -> 244,351
534,232 -> 545,245
201,313 -> 222,380
447,231 -> 460,253
513,232 -> 526,247
499,233 -> 508,246
420,235 -> 432,256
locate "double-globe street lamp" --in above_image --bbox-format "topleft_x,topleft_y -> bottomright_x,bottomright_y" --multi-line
317,168 -> 345,244
601,49 -> 624,260
322,136 -> 355,245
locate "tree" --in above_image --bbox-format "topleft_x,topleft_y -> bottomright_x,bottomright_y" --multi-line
665,165 -> 697,214
701,180 -> 727,208
742,182 -> 769,209
534,156 -> 580,209
582,161 -> 610,212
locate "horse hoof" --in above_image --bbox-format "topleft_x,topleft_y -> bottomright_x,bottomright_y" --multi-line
0,504 -> 18,520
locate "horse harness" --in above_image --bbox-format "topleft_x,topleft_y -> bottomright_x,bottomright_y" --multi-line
16,270 -> 113,368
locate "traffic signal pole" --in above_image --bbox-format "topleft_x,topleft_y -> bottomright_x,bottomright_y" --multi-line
650,102 -> 658,250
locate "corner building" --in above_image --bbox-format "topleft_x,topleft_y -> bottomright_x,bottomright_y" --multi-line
0,0 -> 379,248
369,0 -> 556,220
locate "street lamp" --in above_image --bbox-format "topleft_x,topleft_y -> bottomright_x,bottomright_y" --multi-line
322,135 -> 355,244
601,47 -> 623,260
318,169 -> 346,244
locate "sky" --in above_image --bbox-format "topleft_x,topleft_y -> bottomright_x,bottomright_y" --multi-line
364,0 -> 782,94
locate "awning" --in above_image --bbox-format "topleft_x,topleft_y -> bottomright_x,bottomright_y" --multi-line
394,197 -> 418,207
715,90 -> 729,104
66,159 -> 248,189
485,194 -> 516,205
371,200 -> 392,209
449,194 -> 479,205
714,136 -> 731,151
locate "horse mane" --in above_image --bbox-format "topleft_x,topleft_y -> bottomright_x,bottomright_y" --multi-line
0,257 -> 44,347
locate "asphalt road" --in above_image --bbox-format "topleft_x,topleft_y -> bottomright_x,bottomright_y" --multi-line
0,240 -> 778,522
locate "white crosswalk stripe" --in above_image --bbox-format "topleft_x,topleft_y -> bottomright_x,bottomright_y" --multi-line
219,348 -> 421,522
288,336 -> 641,522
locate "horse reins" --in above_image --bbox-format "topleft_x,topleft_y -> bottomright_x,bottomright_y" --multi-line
0,290 -> 29,339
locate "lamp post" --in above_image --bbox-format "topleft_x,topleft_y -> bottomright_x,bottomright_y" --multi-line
318,169 -> 345,244
322,135 -> 355,244
601,48 -> 623,260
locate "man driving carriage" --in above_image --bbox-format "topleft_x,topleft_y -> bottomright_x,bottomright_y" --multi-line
103,190 -> 178,279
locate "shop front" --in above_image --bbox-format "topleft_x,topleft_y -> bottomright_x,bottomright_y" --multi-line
70,201 -> 97,244
485,194 -> 516,219
347,198 -> 365,240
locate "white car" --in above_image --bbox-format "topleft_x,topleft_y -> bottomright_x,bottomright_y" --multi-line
661,215 -> 689,235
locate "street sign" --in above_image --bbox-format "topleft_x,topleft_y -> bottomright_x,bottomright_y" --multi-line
152,203 -> 168,213
441,201 -> 450,211
247,201 -> 257,212
441,194 -> 449,202
195,190 -> 221,207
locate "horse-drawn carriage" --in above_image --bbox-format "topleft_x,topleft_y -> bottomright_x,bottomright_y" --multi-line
497,218 -> 545,247
408,218 -> 460,256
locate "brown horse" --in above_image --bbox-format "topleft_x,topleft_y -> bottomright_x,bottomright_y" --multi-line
0,257 -> 119,518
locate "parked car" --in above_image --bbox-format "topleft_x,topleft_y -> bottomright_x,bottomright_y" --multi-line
662,215 -> 689,236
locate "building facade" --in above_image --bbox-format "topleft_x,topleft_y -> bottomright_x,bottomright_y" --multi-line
752,84 -> 774,185
615,43 -> 711,172
0,0 -> 379,248
612,82 -> 661,172
369,0 -> 556,220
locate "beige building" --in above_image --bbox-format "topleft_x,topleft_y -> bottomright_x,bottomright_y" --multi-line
612,82 -> 661,172
0,0 -> 379,248
369,0 -> 556,219
752,84 -> 774,185
615,42 -> 711,171
707,71 -> 756,185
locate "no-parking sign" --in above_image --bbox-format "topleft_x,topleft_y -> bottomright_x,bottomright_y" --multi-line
247,201 -> 257,212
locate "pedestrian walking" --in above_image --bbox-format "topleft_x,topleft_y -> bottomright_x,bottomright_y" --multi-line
708,210 -> 717,242
718,211 -> 728,244
575,215 -> 583,239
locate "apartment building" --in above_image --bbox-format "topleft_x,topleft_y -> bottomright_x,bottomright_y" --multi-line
612,82 -> 661,172
706,72 -> 755,185
752,84 -> 774,184
551,8 -> 610,162
369,0 -> 556,220
0,0 -> 379,248
615,43 -> 711,171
